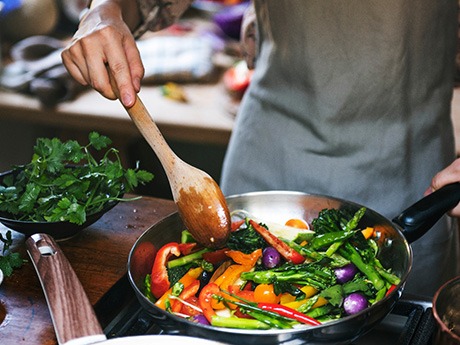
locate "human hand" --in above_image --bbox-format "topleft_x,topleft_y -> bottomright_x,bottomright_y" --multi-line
426,158 -> 460,217
61,1 -> 143,108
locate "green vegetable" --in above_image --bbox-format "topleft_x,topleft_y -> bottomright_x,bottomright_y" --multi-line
312,208 -> 350,234
227,219 -> 267,254
304,304 -> 337,319
319,284 -> 344,307
181,230 -> 195,243
241,262 -> 336,290
167,248 -> 211,269
342,275 -> 374,296
167,264 -> 192,286
216,294 -> 296,329
0,132 -> 154,225
309,230 -> 357,250
273,280 -> 306,299
339,242 -> 385,291
171,281 -> 185,296
0,230 -> 24,276
321,207 -> 366,256
211,315 -> 271,330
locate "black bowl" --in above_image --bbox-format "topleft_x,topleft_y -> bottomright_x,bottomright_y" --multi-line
0,200 -> 118,240
0,169 -> 120,240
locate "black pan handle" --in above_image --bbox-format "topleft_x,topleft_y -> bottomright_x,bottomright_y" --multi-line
392,182 -> 460,243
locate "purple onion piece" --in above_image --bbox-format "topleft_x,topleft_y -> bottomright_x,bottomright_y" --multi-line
192,314 -> 210,326
262,247 -> 281,268
334,263 -> 358,284
343,293 -> 369,315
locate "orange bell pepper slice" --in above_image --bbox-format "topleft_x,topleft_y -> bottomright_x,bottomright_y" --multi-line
225,248 -> 262,267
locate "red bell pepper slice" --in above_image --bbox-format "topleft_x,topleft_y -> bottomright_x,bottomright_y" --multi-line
178,242 -> 197,255
231,219 -> 246,231
198,282 -> 221,323
258,302 -> 321,326
150,242 -> 181,299
202,248 -> 229,264
249,220 -> 305,264
228,284 -> 256,303
385,284 -> 397,297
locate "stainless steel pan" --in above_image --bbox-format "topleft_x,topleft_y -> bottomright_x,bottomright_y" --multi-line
127,184 -> 460,345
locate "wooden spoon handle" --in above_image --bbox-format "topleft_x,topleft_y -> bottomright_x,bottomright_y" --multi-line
107,68 -> 178,174
26,234 -> 106,345
126,95 -> 178,173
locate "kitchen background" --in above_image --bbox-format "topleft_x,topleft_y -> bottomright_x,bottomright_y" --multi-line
0,0 -> 459,201
0,0 -> 255,200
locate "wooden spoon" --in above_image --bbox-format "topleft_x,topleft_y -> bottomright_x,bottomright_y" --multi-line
109,73 -> 230,248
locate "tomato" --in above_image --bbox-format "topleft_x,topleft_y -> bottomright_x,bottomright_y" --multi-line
180,296 -> 201,317
285,218 -> 310,230
223,61 -> 254,99
254,284 -> 280,304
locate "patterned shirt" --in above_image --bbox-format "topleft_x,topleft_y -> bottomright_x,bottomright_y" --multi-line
133,0 -> 193,38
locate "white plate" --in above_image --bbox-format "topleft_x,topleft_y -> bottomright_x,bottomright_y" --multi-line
97,335 -> 227,345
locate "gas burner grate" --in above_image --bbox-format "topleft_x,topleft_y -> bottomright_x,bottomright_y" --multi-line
94,275 -> 436,344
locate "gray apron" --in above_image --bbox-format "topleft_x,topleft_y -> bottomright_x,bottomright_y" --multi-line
220,0 -> 460,296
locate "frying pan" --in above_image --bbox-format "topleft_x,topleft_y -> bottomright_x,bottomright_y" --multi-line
26,233 -> 226,345
127,184 -> 460,345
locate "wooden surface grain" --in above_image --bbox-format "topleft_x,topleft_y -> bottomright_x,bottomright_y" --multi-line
0,195 -> 177,345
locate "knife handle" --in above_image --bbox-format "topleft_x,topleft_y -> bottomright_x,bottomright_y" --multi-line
26,233 -> 107,345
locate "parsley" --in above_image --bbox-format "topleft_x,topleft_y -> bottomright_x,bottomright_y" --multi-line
0,230 -> 24,276
0,132 -> 154,225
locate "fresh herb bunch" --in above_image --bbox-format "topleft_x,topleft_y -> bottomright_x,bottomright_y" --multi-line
0,132 -> 154,225
0,230 -> 24,276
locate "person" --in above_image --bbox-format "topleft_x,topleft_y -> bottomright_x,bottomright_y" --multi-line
61,0 -> 460,297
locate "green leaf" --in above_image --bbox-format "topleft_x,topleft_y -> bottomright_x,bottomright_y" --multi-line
320,284 -> 344,307
18,184 -> 41,213
89,132 -> 112,150
124,169 -> 138,190
136,170 -> 154,183
0,257 -> 13,276
7,252 -> 23,269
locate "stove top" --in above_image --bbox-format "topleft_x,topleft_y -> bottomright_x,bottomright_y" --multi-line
94,275 -> 436,345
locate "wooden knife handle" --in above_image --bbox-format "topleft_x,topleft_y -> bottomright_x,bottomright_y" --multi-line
26,233 -> 107,345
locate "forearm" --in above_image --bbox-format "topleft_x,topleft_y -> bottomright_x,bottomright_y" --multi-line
87,0 -> 141,32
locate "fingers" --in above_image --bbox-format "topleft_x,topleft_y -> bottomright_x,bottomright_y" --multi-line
124,36 -> 144,93
62,27 -> 143,108
430,159 -> 460,192
429,159 -> 460,217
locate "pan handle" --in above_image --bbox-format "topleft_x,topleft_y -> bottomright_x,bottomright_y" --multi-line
26,233 -> 107,345
392,182 -> 460,243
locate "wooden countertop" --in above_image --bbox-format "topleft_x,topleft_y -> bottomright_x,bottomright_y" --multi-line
0,195 -> 177,345
0,81 -> 235,146
2,83 -> 460,152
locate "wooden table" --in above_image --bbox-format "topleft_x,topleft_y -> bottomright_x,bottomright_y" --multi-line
0,195 -> 177,345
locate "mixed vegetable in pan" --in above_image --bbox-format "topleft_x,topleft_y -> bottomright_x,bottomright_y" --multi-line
143,207 -> 400,330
